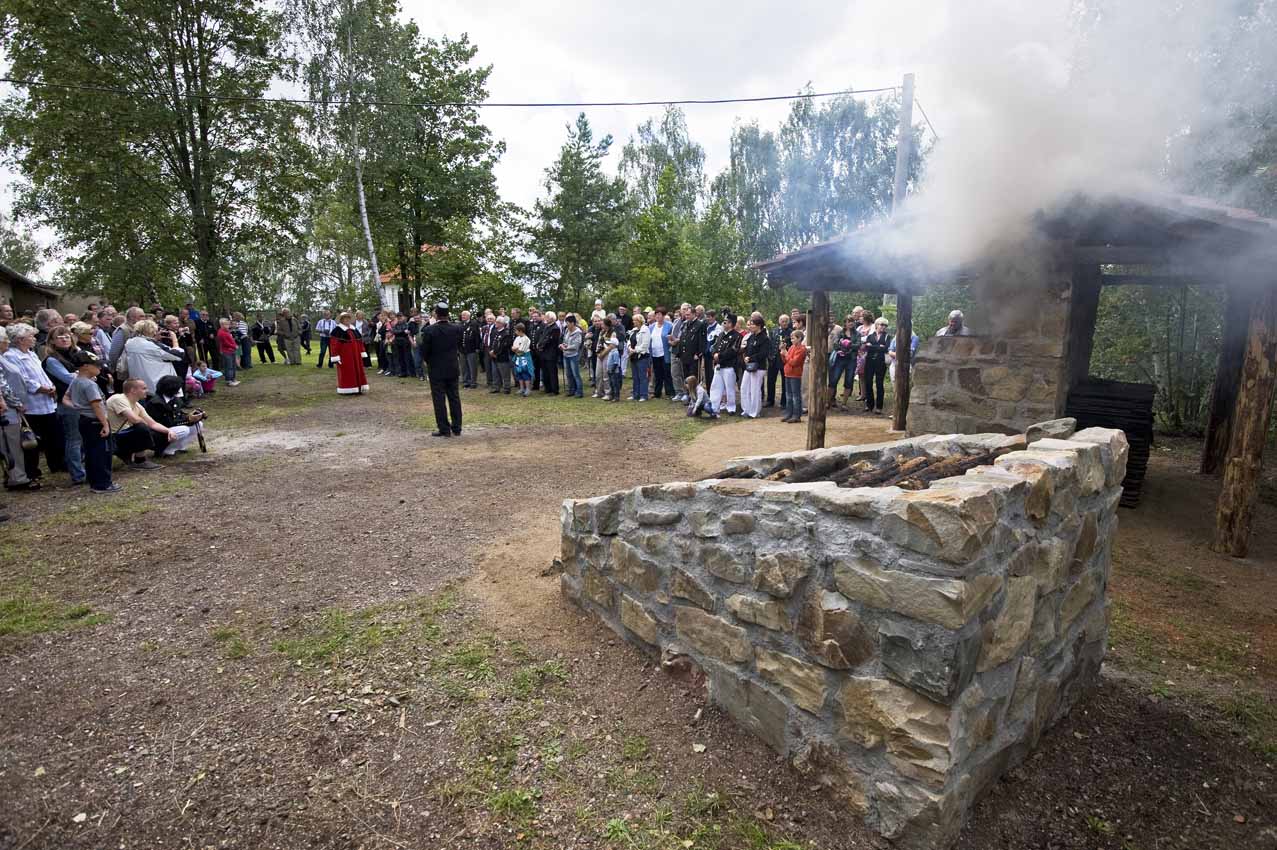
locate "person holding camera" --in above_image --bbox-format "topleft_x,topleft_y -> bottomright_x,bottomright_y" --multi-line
143,375 -> 205,456
124,320 -> 183,395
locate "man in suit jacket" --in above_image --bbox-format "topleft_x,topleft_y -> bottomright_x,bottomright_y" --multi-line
418,303 -> 463,437
536,310 -> 561,395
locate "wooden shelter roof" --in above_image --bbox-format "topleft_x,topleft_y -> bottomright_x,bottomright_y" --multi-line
753,193 -> 1277,292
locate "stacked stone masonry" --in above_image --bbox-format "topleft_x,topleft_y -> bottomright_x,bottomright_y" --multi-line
560,425 -> 1129,849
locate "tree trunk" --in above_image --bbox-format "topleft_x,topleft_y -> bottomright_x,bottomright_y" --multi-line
1201,287 -> 1252,473
806,289 -> 830,450
347,20 -> 381,308
1210,287 -> 1277,557
892,293 -> 912,431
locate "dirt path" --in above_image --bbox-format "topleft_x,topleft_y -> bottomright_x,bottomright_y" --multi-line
1,364 -> 1273,850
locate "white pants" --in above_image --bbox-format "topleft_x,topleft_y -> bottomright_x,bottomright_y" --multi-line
710,366 -> 737,414
160,423 -> 199,455
740,369 -> 764,418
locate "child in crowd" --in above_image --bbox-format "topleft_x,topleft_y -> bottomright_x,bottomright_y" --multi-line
684,375 -> 716,419
605,330 -> 623,403
191,360 -> 223,395
66,351 -> 121,494
782,330 -> 807,424
511,322 -> 534,397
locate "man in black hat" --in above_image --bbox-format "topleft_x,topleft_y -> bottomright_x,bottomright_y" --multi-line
418,303 -> 463,437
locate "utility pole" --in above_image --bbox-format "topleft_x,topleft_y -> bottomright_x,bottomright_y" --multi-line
891,73 -> 916,433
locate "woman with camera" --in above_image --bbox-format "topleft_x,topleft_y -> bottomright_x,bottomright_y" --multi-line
124,320 -> 183,394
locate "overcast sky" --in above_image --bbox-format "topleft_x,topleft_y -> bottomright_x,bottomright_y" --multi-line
407,0 -> 948,211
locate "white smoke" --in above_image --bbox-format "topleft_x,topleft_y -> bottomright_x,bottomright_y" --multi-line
872,0 -> 1275,272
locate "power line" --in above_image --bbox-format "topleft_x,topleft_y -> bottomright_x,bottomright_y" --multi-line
0,76 -> 900,109
914,97 -> 939,140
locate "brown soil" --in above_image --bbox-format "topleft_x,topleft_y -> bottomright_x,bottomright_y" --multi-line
0,365 -> 1273,850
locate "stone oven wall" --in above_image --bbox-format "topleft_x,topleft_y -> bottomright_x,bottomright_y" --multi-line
907,256 -> 1073,436
559,427 -> 1128,849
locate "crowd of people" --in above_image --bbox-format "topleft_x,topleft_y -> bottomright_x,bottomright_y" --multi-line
0,295 -> 963,519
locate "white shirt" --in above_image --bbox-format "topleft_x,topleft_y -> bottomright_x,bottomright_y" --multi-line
316,317 -> 337,336
125,336 -> 182,394
1,348 -> 55,415
648,322 -> 664,357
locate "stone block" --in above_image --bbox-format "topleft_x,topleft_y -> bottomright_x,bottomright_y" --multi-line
722,511 -> 756,534
620,595 -> 660,645
957,367 -> 985,395
561,533 -> 578,562
709,667 -> 790,754
753,551 -> 811,598
1008,538 -> 1068,593
727,593 -> 791,631
1069,512 -> 1099,577
702,543 -> 752,584
833,557 -> 1001,630
611,539 -> 661,592
581,493 -> 623,535
582,569 -> 613,610
688,510 -> 721,538
1059,572 -> 1097,631
880,619 -> 981,704
1022,466 -> 1053,523
1008,656 -> 1040,724
791,737 -> 869,814
838,677 -> 952,785
1026,417 -> 1076,444
807,486 -> 897,518
881,485 -> 1001,564
981,365 -> 1033,401
672,569 -> 715,611
637,508 -> 681,526
1030,438 -> 1105,495
676,606 -> 753,663
1029,592 -> 1057,654
1069,427 -> 1129,488
758,519 -> 809,539
977,576 -> 1037,671
711,479 -> 773,496
756,648 -> 829,714
798,589 -> 877,669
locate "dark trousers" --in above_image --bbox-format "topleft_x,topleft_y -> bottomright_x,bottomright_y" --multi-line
463,352 -> 479,387
25,411 -> 65,474
702,354 -> 714,387
484,351 -> 495,385
114,425 -> 153,462
316,335 -> 331,367
541,356 -> 559,394
239,337 -> 253,369
864,359 -> 887,410
393,340 -> 413,377
256,341 -> 275,363
608,367 -> 622,401
78,416 -> 113,491
532,355 -> 542,390
430,377 -> 462,433
766,359 -> 781,405
301,332 -> 312,354
680,358 -> 697,395
651,356 -> 671,397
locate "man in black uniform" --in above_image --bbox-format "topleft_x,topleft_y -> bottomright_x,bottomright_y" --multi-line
418,303 -> 463,437
536,311 -> 561,395
527,308 -> 544,391
460,310 -> 481,388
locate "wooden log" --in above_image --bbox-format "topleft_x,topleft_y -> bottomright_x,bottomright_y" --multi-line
786,452 -> 850,484
892,294 -> 913,431
890,451 -> 999,489
696,464 -> 758,481
1201,286 -> 1254,474
807,290 -> 831,450
1211,287 -> 1277,557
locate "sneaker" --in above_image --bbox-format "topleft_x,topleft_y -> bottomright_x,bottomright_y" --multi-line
92,483 -> 123,494
227,380 -> 241,387
131,460 -> 164,470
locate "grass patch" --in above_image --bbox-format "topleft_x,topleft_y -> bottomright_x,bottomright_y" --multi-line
273,592 -> 456,667
211,626 -> 251,660
488,787 -> 539,823
1222,692 -> 1277,757
508,660 -> 568,700
621,734 -> 651,762
67,476 -> 195,524
0,592 -> 107,637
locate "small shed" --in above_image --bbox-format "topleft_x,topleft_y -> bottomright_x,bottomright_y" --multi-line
754,193 -> 1277,558
0,261 -> 59,313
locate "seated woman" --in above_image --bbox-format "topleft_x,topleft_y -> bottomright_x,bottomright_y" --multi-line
106,378 -> 180,469
143,375 -> 206,455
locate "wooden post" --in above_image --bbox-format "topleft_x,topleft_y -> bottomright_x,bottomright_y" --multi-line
1063,263 -> 1102,393
1201,286 -> 1253,474
1210,287 -> 1277,557
892,295 -> 912,431
807,289 -> 831,450
889,74 -> 915,432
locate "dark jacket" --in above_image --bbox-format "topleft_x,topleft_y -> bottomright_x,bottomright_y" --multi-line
419,319 -> 463,380
490,326 -> 513,362
537,322 -> 561,360
743,330 -> 770,369
677,317 -> 703,360
864,330 -> 891,364
713,328 -> 741,368
461,318 -> 482,353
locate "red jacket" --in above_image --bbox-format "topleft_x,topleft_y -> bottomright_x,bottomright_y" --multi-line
783,344 -> 808,378
217,328 -> 238,355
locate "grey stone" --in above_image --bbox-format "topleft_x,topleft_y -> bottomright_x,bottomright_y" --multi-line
672,569 -> 715,611
753,551 -> 811,598
620,595 -> 660,645
1026,417 -> 1077,444
722,511 -> 756,534
832,557 -> 1001,630
758,519 -> 808,539
797,589 -> 876,669
727,593 -> 790,631
709,667 -> 790,754
756,648 -> 828,714
675,606 -> 752,663
611,539 -> 662,592
688,511 -> 721,538
976,576 -> 1037,671
637,508 -> 681,526
880,484 -> 1001,564
880,619 -> 981,704
702,543 -> 752,584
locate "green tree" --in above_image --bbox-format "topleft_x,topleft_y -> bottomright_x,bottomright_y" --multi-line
0,214 -> 43,278
619,105 -> 706,216
530,113 -> 630,314
0,0 -> 308,309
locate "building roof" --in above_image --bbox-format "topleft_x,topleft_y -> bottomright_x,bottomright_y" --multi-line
0,260 -> 58,297
753,192 -> 1277,293
378,244 -> 449,284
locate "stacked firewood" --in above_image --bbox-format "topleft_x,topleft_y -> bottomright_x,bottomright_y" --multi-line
704,448 -> 1009,491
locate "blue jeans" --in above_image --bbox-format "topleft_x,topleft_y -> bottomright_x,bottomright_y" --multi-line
564,354 -> 582,396
784,376 -> 803,419
57,404 -> 85,483
829,355 -> 852,389
631,355 -> 650,399
239,336 -> 253,368
608,367 -> 622,400
78,416 -> 112,491
411,345 -> 425,378
221,351 -> 237,383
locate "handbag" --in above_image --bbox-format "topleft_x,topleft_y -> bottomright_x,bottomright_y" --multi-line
745,362 -> 760,372
19,415 -> 38,451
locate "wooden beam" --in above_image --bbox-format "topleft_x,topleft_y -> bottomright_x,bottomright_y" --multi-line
1073,245 -> 1171,265
807,290 -> 831,450
1210,287 -> 1277,557
1101,274 -> 1201,287
1201,287 -> 1255,474
1064,264 -> 1103,394
892,294 -> 913,431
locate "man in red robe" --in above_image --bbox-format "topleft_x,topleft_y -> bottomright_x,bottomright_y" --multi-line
328,313 -> 369,395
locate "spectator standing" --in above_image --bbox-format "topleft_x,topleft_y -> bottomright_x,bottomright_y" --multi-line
628,313 -> 651,401
299,314 -> 313,355
125,320 -> 182,394
674,305 -> 702,402
314,309 -> 337,368
67,352 -> 120,492
251,315 -> 276,364
217,318 -> 240,386
888,330 -> 920,383
668,304 -> 687,399
0,332 -> 35,490
511,323 -> 533,396
232,312 -> 252,370
766,314 -> 791,409
709,314 -> 741,415
649,309 -> 672,399
41,326 -> 87,486
419,304 -> 463,436
863,317 -> 891,414
603,318 -> 623,402
739,316 -> 770,419
460,310 -> 481,388
537,311 -> 561,395
936,309 -> 972,336
488,316 -> 513,394
3,323 -> 64,477
700,310 -> 720,389
781,330 -> 808,423
560,315 -> 584,398
591,317 -> 608,398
